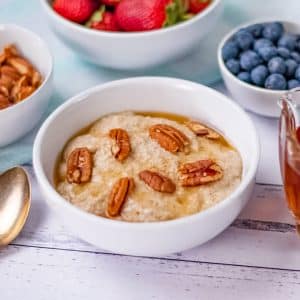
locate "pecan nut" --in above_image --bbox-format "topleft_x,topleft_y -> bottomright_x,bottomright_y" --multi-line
7,57 -> 33,76
185,121 -> 220,140
0,44 -> 42,109
0,94 -> 11,110
106,177 -> 134,217
67,147 -> 93,184
139,170 -> 176,193
149,124 -> 190,153
179,159 -> 223,187
109,128 -> 131,162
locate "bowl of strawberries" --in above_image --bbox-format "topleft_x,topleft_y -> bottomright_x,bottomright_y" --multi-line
40,0 -> 223,69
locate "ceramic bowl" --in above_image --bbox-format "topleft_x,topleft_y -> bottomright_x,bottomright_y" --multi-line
218,20 -> 300,118
40,0 -> 223,70
0,24 -> 53,147
33,77 -> 259,256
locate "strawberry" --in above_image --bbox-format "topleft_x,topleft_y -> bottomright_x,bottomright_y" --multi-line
101,0 -> 121,6
115,0 -> 189,32
53,0 -> 98,23
87,7 -> 120,31
188,0 -> 211,14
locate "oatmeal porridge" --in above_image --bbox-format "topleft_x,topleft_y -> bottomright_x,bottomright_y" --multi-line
55,111 -> 243,222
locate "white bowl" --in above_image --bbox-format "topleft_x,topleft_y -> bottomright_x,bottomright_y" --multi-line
40,0 -> 223,70
218,20 -> 300,118
0,24 -> 53,147
33,77 -> 259,256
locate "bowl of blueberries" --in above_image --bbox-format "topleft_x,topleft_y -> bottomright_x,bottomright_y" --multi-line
218,20 -> 300,117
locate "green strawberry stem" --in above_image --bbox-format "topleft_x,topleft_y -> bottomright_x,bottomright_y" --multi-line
85,5 -> 105,27
164,0 -> 189,27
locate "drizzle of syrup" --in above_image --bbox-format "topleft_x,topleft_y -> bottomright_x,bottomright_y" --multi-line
296,126 -> 300,144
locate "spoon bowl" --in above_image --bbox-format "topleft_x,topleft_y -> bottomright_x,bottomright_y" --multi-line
0,167 -> 31,247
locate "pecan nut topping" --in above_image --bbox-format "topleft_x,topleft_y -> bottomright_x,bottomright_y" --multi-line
149,124 -> 190,153
0,94 -> 11,110
106,177 -> 135,217
179,159 -> 223,187
185,121 -> 220,140
109,128 -> 131,162
139,170 -> 176,193
0,44 -> 42,109
67,147 -> 93,184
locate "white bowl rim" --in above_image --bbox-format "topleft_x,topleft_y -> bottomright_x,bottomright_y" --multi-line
0,23 -> 53,115
218,18 -> 300,94
33,76 -> 260,230
40,0 -> 222,38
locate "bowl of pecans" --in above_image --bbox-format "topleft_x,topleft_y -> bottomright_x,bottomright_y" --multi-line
33,77 -> 259,256
0,24 -> 53,146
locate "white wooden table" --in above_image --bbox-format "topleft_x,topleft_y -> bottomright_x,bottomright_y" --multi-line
1,84 -> 300,300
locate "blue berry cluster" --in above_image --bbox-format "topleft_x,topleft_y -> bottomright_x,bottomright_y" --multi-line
222,22 -> 300,90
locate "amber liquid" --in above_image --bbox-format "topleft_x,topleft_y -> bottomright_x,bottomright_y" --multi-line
283,157 -> 300,225
279,104 -> 300,234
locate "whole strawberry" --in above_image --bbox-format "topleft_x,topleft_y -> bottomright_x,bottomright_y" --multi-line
189,0 -> 211,14
115,0 -> 188,32
87,8 -> 120,31
53,0 -> 98,23
101,0 -> 121,6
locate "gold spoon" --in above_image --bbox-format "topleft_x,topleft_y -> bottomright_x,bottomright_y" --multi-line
0,167 -> 30,247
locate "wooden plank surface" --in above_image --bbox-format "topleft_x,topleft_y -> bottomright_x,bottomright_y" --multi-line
1,244 -> 300,300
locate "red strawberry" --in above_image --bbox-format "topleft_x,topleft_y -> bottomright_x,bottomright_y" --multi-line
115,0 -> 188,32
189,0 -> 211,14
53,0 -> 98,23
88,8 -> 120,31
101,0 -> 121,6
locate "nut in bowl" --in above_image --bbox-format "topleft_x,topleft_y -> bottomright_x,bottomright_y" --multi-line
40,0 -> 223,69
33,77 -> 259,256
218,20 -> 300,118
0,24 -> 53,146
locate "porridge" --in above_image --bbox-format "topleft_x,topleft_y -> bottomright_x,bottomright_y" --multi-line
55,111 -> 243,222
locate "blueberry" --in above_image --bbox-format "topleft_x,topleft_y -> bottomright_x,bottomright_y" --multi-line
246,23 -> 264,38
262,22 -> 284,42
295,66 -> 300,81
237,72 -> 252,83
257,46 -> 277,61
278,34 -> 297,51
254,38 -> 273,51
251,65 -> 269,86
285,59 -> 298,78
296,40 -> 300,52
240,50 -> 261,71
288,79 -> 300,89
265,74 -> 287,90
277,47 -> 290,58
234,30 -> 254,50
290,51 -> 300,63
268,56 -> 286,74
226,59 -> 240,74
222,41 -> 239,61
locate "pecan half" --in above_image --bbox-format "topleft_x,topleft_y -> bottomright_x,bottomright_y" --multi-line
1,65 -> 21,81
67,148 -> 93,184
7,57 -> 33,76
109,128 -> 131,162
10,75 -> 31,102
106,177 -> 134,217
139,170 -> 176,193
179,159 -> 223,187
149,124 -> 190,153
185,121 -> 220,140
0,94 -> 11,109
4,45 -> 19,59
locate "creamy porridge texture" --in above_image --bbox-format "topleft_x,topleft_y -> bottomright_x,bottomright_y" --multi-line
56,112 -> 243,222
